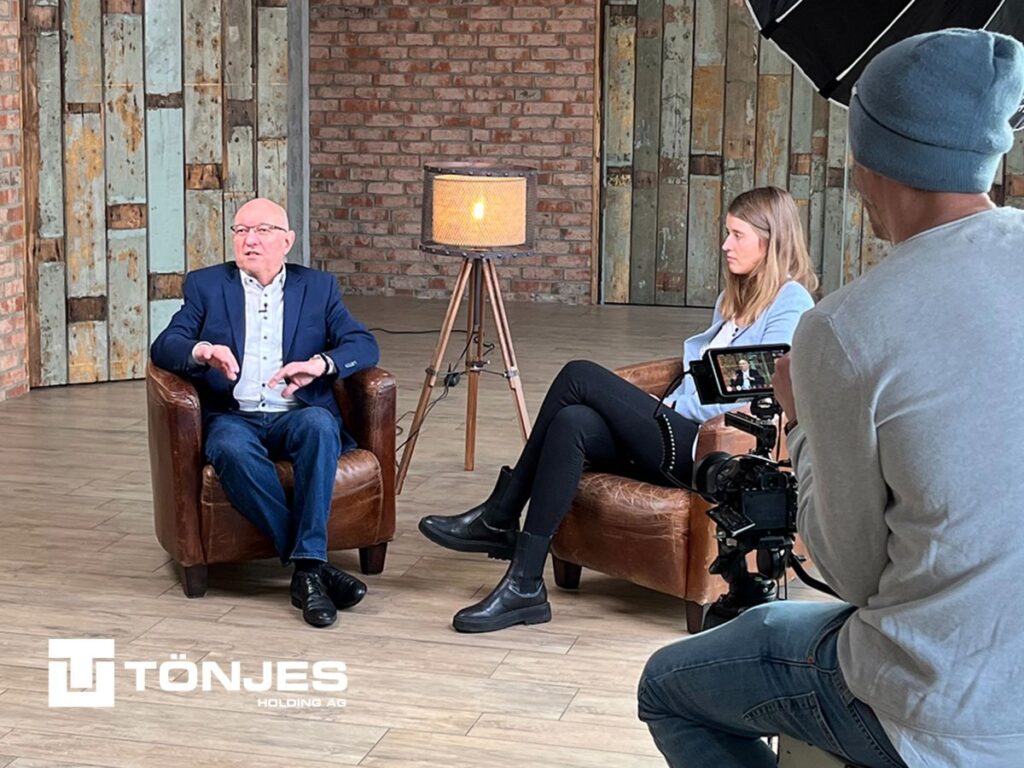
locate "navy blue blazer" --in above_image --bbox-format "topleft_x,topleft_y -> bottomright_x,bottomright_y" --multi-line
150,262 -> 380,454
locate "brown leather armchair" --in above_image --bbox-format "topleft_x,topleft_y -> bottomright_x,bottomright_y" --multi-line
550,357 -> 760,633
146,363 -> 396,597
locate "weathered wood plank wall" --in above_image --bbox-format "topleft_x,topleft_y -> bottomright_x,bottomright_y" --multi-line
23,0 -> 290,387
628,0 -> 661,303
600,3 -> 635,304
654,0 -> 692,307
599,0 -> 1024,306
685,0 -> 725,308
256,5 -> 288,207
145,0 -> 186,340
104,7 -> 147,380
23,3 -> 67,385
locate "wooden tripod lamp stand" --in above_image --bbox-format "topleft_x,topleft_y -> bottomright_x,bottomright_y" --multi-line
395,163 -> 537,494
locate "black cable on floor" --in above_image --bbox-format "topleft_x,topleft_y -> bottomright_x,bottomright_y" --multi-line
369,327 -> 468,336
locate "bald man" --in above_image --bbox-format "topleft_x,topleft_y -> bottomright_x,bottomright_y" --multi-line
151,198 -> 380,628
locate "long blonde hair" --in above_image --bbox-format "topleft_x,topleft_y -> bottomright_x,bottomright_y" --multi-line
719,186 -> 818,325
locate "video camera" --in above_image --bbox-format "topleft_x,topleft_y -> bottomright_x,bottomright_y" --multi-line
657,344 -> 808,630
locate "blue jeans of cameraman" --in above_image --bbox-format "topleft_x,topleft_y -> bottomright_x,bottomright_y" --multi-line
638,601 -> 907,768
203,407 -> 341,563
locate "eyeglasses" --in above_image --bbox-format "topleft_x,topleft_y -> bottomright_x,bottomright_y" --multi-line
230,223 -> 287,237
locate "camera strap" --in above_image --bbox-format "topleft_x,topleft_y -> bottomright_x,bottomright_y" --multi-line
787,554 -> 839,599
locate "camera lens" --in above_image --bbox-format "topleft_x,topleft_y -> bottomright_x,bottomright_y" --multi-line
693,451 -> 733,501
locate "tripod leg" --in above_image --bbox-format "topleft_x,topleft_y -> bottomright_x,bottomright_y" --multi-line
395,257 -> 474,494
481,258 -> 531,440
465,259 -> 485,471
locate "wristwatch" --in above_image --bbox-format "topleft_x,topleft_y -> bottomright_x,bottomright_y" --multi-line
783,417 -> 799,436
315,353 -> 331,377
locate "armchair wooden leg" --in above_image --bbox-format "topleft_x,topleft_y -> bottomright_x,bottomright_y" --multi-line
685,600 -> 707,634
359,542 -> 387,575
552,555 -> 582,590
177,563 -> 208,598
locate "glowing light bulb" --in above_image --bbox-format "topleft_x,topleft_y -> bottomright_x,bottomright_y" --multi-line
471,199 -> 486,221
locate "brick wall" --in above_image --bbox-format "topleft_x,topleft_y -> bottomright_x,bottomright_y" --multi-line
308,0 -> 597,303
0,0 -> 25,401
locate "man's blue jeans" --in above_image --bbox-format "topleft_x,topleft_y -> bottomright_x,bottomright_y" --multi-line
203,407 -> 341,563
638,601 -> 907,768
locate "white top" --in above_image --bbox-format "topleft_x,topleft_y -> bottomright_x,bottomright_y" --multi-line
788,207 -> 1024,767
702,318 -> 740,354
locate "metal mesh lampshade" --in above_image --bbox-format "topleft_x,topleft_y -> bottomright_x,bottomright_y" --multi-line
397,162 -> 537,492
421,163 -> 537,258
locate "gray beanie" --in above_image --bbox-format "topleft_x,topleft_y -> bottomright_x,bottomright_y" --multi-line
849,29 -> 1024,193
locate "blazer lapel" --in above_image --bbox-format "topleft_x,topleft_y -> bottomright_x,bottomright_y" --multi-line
223,267 -> 245,361
282,267 -> 306,361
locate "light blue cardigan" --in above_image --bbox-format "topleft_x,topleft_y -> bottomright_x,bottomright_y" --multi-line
666,280 -> 815,423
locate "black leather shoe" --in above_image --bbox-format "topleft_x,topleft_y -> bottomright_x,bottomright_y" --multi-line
419,466 -> 519,560
321,563 -> 367,610
452,531 -> 552,633
289,571 -> 337,628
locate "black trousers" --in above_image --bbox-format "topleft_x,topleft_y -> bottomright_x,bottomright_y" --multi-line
502,360 -> 701,538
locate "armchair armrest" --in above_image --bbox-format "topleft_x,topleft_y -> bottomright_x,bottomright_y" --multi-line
333,367 -> 397,528
146,363 -> 205,566
614,357 -> 685,397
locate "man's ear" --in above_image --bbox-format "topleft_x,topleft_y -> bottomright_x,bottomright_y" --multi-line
283,230 -> 296,255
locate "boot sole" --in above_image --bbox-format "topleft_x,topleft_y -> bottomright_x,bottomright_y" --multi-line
452,603 -> 552,634
418,518 -> 515,560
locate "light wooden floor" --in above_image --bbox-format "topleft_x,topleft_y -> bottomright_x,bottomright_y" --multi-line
0,295 -> 819,767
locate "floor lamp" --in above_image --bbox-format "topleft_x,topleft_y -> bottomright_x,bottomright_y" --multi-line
395,163 -> 537,495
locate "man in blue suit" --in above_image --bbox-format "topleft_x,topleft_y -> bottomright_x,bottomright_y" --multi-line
151,197 -> 380,628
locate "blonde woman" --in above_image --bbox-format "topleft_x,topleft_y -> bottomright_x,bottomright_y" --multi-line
421,186 -> 818,633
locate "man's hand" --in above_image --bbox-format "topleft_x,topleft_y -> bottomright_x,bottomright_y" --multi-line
195,343 -> 240,381
772,353 -> 797,422
268,357 -> 328,397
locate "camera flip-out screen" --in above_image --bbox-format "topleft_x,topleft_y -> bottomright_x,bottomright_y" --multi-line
706,344 -> 789,400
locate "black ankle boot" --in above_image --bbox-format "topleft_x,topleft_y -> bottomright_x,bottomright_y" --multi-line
452,530 -> 552,633
418,466 -> 519,559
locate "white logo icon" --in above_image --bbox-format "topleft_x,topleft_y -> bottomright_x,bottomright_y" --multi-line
48,638 -> 116,708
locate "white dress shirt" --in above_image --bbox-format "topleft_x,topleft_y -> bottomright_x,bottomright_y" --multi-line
192,266 -> 335,413
234,267 -> 294,412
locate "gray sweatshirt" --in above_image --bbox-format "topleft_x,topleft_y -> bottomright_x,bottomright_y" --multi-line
788,207 -> 1024,766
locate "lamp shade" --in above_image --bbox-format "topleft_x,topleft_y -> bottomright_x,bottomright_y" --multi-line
421,163 -> 537,258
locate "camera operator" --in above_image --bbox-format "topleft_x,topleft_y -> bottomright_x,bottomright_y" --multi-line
637,30 -> 1024,768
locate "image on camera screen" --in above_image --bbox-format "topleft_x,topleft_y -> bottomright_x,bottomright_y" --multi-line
709,345 -> 789,397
